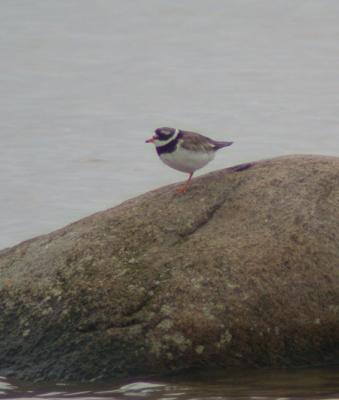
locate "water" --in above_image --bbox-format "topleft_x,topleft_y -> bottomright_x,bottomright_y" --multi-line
1,367 -> 339,399
1,1 -> 339,398
0,0 -> 338,249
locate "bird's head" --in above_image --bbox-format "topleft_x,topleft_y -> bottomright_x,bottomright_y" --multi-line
146,127 -> 179,146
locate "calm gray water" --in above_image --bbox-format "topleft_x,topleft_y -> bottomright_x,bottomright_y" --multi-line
2,367 -> 339,399
0,0 -> 338,249
1,1 -> 339,398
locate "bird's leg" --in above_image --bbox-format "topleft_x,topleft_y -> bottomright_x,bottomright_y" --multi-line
176,172 -> 193,194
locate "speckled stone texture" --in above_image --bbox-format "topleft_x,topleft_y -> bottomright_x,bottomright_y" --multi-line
0,155 -> 338,381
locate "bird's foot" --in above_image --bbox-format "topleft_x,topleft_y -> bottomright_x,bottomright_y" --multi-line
175,173 -> 193,194
176,185 -> 188,194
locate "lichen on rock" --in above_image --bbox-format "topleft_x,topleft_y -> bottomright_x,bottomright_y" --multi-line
0,155 -> 339,381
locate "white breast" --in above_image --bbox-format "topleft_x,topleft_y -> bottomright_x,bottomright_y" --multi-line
159,146 -> 215,173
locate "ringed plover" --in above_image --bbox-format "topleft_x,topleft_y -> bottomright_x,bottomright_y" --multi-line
146,127 -> 233,193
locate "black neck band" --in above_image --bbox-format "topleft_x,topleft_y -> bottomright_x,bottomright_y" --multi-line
156,131 -> 182,155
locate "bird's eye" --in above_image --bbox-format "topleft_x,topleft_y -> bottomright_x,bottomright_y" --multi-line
155,128 -> 163,136
154,127 -> 175,140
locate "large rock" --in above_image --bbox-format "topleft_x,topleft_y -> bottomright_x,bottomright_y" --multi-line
0,155 -> 338,381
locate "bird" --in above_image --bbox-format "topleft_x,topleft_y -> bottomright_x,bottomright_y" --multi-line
146,127 -> 233,193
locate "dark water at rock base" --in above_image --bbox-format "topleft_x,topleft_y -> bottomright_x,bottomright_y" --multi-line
2,366 -> 339,400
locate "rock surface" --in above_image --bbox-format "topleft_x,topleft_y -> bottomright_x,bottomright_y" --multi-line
0,155 -> 339,381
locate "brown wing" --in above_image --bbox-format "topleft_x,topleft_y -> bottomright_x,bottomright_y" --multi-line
179,131 -> 217,152
179,130 -> 233,152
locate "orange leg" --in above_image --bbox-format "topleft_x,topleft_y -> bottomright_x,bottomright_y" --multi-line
176,172 -> 193,194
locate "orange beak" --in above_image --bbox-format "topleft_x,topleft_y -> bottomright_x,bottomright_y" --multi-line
145,136 -> 155,143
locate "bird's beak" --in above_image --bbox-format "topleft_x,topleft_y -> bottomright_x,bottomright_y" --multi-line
145,136 -> 155,143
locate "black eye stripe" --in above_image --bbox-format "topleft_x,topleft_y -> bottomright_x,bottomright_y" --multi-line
157,132 -> 171,140
154,127 -> 176,141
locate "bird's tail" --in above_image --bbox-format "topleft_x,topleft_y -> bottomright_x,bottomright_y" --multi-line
214,140 -> 234,149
